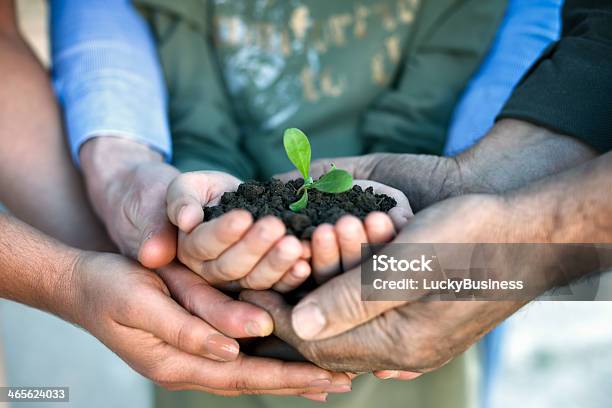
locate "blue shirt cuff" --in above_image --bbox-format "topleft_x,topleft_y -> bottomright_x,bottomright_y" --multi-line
51,0 -> 171,165
445,0 -> 562,156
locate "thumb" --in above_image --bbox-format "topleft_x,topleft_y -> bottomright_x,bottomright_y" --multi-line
166,172 -> 242,232
353,179 -> 413,230
137,207 -> 177,269
290,268 -> 407,340
239,290 -> 305,346
166,175 -> 206,232
138,287 -> 240,361
159,264 -> 274,338
118,182 -> 176,269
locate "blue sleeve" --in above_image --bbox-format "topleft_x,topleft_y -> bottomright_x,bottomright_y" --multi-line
50,0 -> 171,164
444,0 -> 563,156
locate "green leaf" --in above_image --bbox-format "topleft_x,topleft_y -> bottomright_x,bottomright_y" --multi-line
283,128 -> 311,179
312,168 -> 353,193
289,190 -> 309,212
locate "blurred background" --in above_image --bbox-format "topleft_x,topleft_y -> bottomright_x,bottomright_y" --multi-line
2,1 -> 611,407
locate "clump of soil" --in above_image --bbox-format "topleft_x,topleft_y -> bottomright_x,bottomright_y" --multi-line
204,179 -> 396,239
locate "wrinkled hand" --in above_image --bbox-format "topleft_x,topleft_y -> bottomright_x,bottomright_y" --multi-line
167,171 -> 311,292
242,195 -> 525,375
69,253 -> 351,399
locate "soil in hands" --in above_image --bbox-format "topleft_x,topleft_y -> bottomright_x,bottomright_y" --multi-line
204,179 -> 397,240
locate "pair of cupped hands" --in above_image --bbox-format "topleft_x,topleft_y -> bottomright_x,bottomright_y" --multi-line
76,153 -> 518,401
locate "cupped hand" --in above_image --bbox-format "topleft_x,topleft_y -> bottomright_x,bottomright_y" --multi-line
276,158 -> 411,283
241,194 -> 523,376
307,179 -> 412,284
287,195 -> 509,342
167,171 -> 311,292
241,289 -> 519,376
69,252 -> 351,398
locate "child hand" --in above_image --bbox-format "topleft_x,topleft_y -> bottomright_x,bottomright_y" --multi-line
167,171 -> 311,293
308,180 -> 412,283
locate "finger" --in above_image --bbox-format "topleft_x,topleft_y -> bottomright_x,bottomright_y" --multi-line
311,224 -> 341,283
166,367 -> 350,395
301,240 -> 312,260
177,209 -> 252,271
166,174 -> 206,232
396,371 -> 423,380
335,215 -> 368,271
242,290 -> 402,372
157,263 -> 274,338
240,290 -> 314,350
240,235 -> 303,290
353,179 -> 412,212
273,260 -> 311,293
175,200 -> 205,234
352,179 -> 413,230
202,216 -> 285,284
291,268 -> 407,340
143,336 -> 351,392
388,207 -> 413,230
178,353 -> 351,392
164,383 -> 340,398
133,288 -> 239,361
137,210 -> 177,269
373,370 -> 422,380
301,393 -> 329,402
166,172 -> 241,232
364,212 -> 396,244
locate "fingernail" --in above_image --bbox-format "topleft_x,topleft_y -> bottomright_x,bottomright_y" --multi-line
244,321 -> 269,337
291,264 -> 309,278
379,370 -> 400,379
324,384 -> 351,393
293,303 -> 326,339
206,334 -> 239,361
398,371 -> 423,380
309,379 -> 331,388
302,393 -> 328,402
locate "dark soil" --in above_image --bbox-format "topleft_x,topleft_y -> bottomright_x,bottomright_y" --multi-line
204,179 -> 397,239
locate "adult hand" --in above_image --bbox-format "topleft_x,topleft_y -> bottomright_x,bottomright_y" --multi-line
80,137 -> 180,268
241,194 -> 525,374
166,171 -> 310,292
68,253 -> 352,399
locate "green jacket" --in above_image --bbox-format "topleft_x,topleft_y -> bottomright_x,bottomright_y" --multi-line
135,1 -> 506,407
137,0 -> 506,180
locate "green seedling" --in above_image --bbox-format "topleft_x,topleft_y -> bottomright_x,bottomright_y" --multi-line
283,128 -> 353,211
